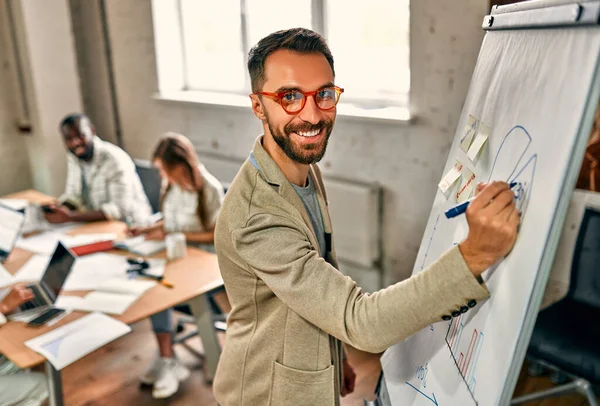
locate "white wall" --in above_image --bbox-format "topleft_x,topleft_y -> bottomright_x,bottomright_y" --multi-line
79,0 -> 489,285
0,1 -> 32,195
8,0 -> 83,197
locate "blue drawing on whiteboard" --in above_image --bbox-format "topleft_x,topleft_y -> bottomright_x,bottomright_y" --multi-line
405,381 -> 439,405
416,124 -> 538,401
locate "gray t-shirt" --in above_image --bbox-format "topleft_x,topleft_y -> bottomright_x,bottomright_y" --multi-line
292,178 -> 327,257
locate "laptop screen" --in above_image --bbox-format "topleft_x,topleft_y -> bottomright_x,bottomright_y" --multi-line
41,242 -> 76,301
0,204 -> 25,263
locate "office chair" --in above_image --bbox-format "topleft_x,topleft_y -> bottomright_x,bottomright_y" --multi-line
134,159 -> 162,214
511,206 -> 600,406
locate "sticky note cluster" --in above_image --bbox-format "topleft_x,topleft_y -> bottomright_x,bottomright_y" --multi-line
437,114 -> 491,202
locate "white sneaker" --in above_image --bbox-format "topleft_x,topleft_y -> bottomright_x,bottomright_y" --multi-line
152,357 -> 190,399
139,355 -> 163,385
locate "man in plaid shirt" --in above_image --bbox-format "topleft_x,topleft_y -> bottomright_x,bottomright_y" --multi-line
44,113 -> 152,225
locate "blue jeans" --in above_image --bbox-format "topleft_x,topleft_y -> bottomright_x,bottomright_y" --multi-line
150,308 -> 174,333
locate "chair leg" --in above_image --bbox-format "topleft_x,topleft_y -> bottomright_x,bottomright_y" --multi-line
527,360 -> 545,377
173,330 -> 199,344
511,381 -> 582,405
575,378 -> 598,406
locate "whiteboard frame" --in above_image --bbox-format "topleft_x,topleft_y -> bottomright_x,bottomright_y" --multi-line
492,2 -> 600,404
483,1 -> 600,30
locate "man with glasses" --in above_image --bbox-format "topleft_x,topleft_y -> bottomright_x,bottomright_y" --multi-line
214,28 -> 520,405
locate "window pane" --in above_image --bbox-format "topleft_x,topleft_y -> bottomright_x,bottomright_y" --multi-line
327,0 -> 410,104
181,0 -> 245,92
247,0 -> 312,50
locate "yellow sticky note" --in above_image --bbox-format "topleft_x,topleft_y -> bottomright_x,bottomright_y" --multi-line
456,168 -> 476,203
460,115 -> 479,153
438,160 -> 464,193
467,122 -> 490,163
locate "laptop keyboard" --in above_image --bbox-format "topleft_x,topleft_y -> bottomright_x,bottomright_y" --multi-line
21,285 -> 46,310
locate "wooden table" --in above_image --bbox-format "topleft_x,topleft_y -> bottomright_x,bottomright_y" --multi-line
1,190 -> 224,406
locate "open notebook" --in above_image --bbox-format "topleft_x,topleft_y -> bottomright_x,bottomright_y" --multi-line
55,278 -> 157,315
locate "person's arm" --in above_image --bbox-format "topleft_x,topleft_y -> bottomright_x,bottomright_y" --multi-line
231,182 -> 518,354
184,227 -> 215,244
128,221 -> 164,237
100,165 -> 136,221
0,285 -> 34,324
45,205 -> 106,224
67,210 -> 107,222
57,156 -> 82,209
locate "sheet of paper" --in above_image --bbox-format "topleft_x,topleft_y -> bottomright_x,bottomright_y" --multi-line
24,312 -> 131,370
467,122 -> 491,163
56,291 -> 139,315
64,233 -> 117,246
438,160 -> 464,193
456,168 -> 477,203
62,253 -> 164,292
0,205 -> 24,258
16,233 -> 62,255
0,198 -> 28,211
460,115 -> 479,153
62,253 -> 129,291
97,278 -> 156,296
143,258 -> 166,278
17,232 -> 117,256
0,264 -> 14,288
13,254 -> 51,283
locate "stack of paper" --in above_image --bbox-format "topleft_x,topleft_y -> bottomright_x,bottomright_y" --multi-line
114,236 -> 166,256
24,312 -> 131,370
12,254 -> 50,283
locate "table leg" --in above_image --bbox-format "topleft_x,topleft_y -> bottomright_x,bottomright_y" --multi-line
188,293 -> 221,382
45,361 -> 64,406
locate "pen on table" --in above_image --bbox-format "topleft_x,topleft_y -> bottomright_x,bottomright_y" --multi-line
445,182 -> 519,219
138,272 -> 174,289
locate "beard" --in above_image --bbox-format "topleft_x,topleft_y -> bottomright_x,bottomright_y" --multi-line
72,142 -> 94,161
266,115 -> 333,165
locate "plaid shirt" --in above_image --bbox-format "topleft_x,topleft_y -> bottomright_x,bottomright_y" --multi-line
59,136 -> 152,224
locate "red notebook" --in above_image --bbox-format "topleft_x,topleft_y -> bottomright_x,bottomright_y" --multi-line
70,240 -> 115,256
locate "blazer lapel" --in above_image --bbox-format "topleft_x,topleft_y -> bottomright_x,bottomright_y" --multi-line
252,137 -> 323,256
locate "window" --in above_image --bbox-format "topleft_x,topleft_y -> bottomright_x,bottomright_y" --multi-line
153,0 -> 409,110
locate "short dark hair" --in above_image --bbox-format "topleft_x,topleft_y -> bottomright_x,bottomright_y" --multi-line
59,113 -> 89,131
247,28 -> 335,93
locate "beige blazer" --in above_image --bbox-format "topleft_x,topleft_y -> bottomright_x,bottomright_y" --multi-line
213,136 -> 490,406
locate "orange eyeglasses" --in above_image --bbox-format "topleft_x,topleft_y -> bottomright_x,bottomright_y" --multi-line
253,86 -> 344,115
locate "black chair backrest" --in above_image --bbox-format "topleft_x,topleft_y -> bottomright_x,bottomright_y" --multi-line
134,159 -> 162,214
568,207 -> 600,309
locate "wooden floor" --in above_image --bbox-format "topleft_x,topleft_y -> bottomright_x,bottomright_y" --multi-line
56,317 -> 597,405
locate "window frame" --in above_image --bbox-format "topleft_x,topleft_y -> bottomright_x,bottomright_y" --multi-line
151,0 -> 411,122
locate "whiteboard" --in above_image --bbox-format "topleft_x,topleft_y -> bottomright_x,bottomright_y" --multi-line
380,3 -> 600,406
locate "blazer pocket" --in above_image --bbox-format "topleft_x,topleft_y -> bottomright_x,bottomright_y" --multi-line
269,361 -> 335,406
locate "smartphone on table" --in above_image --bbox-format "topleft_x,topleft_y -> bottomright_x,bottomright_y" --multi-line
27,308 -> 66,327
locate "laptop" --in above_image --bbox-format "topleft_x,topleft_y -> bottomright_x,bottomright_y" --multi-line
0,202 -> 25,263
10,241 -> 76,318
